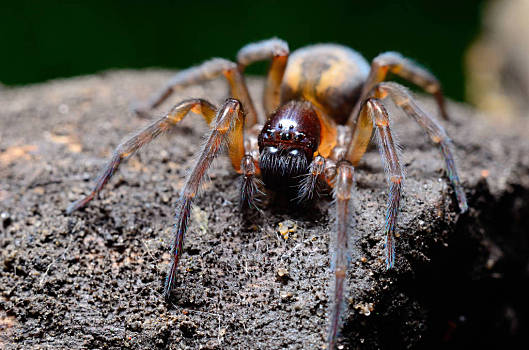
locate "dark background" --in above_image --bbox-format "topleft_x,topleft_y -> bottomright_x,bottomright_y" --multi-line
1,0 -> 485,101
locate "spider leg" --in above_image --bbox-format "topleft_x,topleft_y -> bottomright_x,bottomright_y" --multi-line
369,99 -> 404,269
237,38 -> 289,116
165,98 -> 244,297
348,52 -> 448,128
346,99 -> 404,269
296,155 -> 325,202
345,102 -> 374,166
327,160 -> 355,350
134,58 -> 258,127
374,82 -> 468,212
67,98 -> 226,214
239,154 -> 263,211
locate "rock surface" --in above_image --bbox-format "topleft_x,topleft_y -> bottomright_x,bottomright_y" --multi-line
1,70 -> 528,349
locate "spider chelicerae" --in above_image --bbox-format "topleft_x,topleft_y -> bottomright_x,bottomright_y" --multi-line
67,38 -> 468,349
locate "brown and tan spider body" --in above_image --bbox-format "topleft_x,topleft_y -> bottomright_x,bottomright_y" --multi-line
282,44 -> 369,125
67,38 -> 467,349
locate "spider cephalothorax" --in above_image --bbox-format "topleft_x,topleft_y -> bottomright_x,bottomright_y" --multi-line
67,38 -> 468,349
258,100 -> 320,188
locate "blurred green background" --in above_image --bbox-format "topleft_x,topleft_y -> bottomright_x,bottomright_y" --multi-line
1,0 -> 485,101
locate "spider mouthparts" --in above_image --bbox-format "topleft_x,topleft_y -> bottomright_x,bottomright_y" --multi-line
259,146 -> 309,190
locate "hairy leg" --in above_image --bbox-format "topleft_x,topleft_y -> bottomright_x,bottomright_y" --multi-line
134,58 -> 258,127
327,160 -> 355,350
165,99 -> 244,296
296,155 -> 325,202
368,99 -> 405,269
345,103 -> 374,166
237,38 -> 289,117
374,82 -> 468,212
346,99 -> 405,269
239,154 -> 263,211
348,51 -> 448,128
67,98 -> 218,214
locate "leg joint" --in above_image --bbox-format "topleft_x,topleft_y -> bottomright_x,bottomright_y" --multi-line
390,175 -> 403,184
241,154 -> 256,175
372,51 -> 403,68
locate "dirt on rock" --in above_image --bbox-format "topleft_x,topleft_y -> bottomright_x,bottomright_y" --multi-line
1,70 -> 528,349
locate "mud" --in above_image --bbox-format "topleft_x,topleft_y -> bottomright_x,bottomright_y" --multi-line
1,70 -> 528,349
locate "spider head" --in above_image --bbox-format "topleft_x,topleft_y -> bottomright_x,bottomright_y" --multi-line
258,101 -> 321,189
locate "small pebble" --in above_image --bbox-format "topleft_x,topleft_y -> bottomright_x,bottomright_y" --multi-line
277,268 -> 289,278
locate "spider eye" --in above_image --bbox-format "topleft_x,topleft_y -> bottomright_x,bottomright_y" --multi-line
295,132 -> 305,141
280,132 -> 293,140
263,130 -> 273,139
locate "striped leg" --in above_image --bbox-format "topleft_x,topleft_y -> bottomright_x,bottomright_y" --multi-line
365,99 -> 405,269
348,51 -> 448,128
374,82 -> 468,212
165,99 -> 244,297
346,98 -> 405,269
327,160 -> 355,350
67,98 -> 218,214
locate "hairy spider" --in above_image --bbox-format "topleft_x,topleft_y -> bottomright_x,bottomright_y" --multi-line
67,38 -> 468,349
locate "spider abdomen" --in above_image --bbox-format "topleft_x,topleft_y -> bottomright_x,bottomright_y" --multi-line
281,44 -> 370,125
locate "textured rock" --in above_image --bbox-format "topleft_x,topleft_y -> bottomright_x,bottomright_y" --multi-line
1,70 -> 528,349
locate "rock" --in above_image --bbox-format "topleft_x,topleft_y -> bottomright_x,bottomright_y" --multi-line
1,70 -> 528,349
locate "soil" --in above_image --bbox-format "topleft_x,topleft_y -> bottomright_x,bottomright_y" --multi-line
1,70 -> 528,349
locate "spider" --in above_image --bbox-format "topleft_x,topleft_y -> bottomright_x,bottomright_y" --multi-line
67,38 -> 468,349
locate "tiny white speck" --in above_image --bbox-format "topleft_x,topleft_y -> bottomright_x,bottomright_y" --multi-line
58,104 -> 69,114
